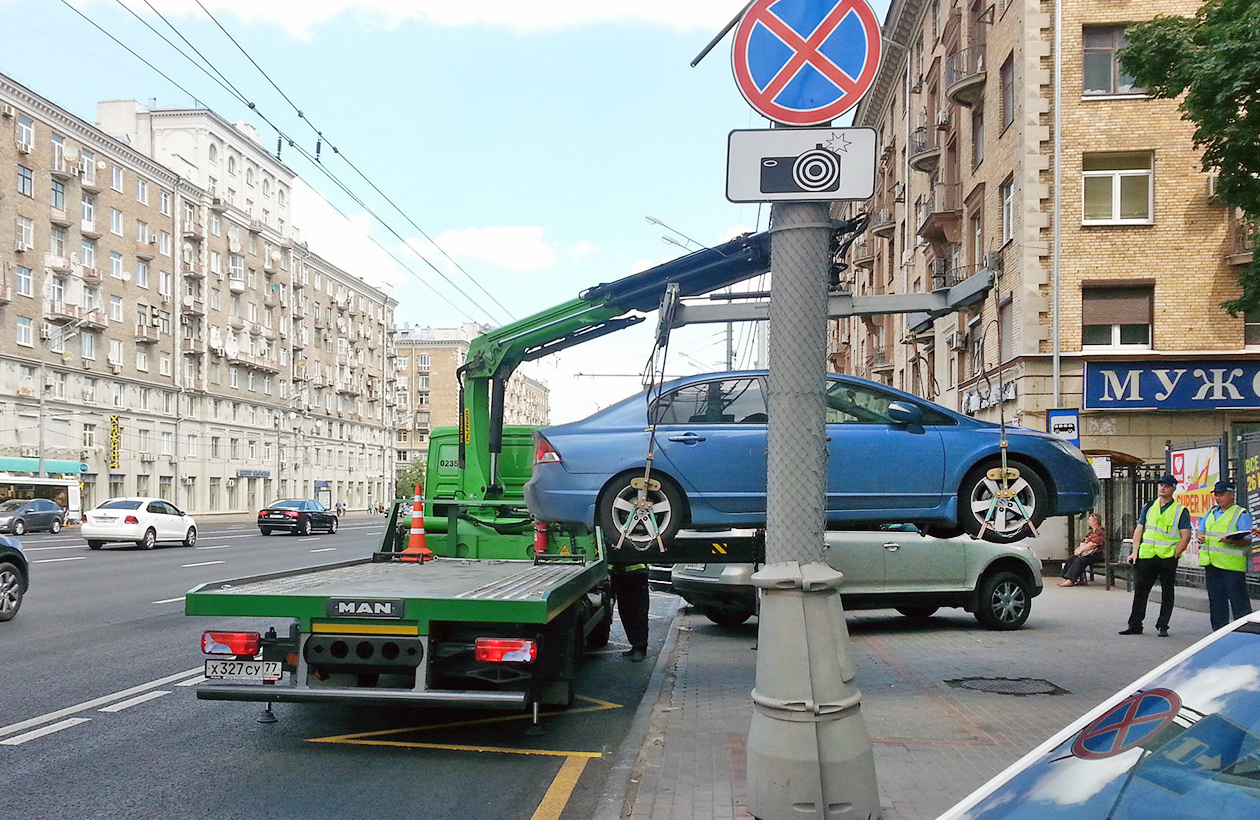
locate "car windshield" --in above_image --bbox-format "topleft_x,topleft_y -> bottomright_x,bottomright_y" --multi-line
959,623 -> 1260,819
0,500 -> 26,512
269,500 -> 304,509
98,500 -> 142,510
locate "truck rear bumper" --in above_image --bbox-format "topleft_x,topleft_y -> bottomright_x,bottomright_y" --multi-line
195,682 -> 528,709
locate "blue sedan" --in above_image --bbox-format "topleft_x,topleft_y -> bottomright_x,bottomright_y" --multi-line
523,371 -> 1098,546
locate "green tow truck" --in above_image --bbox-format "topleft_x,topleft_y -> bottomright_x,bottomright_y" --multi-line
185,232 -> 772,713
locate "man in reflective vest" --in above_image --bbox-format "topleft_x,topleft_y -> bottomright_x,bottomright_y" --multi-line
1198,479 -> 1253,631
1120,473 -> 1191,637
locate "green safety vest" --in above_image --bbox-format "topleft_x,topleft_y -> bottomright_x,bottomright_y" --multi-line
1199,504 -> 1248,572
1139,500 -> 1187,559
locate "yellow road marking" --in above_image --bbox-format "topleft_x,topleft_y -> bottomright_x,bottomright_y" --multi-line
530,756 -> 589,820
308,737 -> 601,758
310,623 -> 419,635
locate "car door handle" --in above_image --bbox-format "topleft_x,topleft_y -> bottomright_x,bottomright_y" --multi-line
883,543 -> 900,552
667,433 -> 706,444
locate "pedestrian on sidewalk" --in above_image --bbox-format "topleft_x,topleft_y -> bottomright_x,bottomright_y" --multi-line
609,562 -> 649,662
1198,480 -> 1253,631
1120,473 -> 1191,637
1059,512 -> 1106,586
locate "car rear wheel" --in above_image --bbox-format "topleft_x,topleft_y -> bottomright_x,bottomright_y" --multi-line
974,571 -> 1032,630
895,606 -> 939,619
88,540 -> 104,550
702,606 -> 754,627
328,517 -> 339,534
959,459 -> 1048,544
183,527 -> 197,548
50,518 -> 62,534
598,472 -> 684,550
12,520 -> 24,537
138,528 -> 157,550
0,561 -> 24,621
260,527 -> 273,536
295,518 -> 311,536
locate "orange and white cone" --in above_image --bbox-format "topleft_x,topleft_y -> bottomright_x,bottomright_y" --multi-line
400,484 -> 433,562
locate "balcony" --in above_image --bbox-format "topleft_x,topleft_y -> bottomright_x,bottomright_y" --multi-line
869,346 -> 893,373
263,292 -> 281,309
291,273 -> 307,289
336,381 -> 362,396
229,315 -> 246,330
45,253 -> 72,273
1227,217 -> 1257,266
932,262 -> 976,291
49,207 -> 73,228
181,221 -> 204,241
81,266 -> 103,285
135,240 -> 157,260
908,126 -> 941,173
0,285 -> 10,304
869,207 -> 896,238
181,260 -> 205,279
261,326 -> 278,342
181,338 -> 206,355
228,275 -> 246,294
851,236 -> 875,269
79,308 -> 107,330
135,324 -> 160,344
181,297 -> 206,317
945,45 -> 986,107
249,219 -> 264,234
50,156 -> 75,180
80,168 -> 100,193
263,258 -> 281,275
80,220 -> 101,240
291,302 -> 306,319
314,317 -> 329,330
209,197 -> 227,213
188,379 -> 206,392
45,301 -> 82,323
293,368 -> 310,382
916,183 -> 961,244
292,332 -> 306,350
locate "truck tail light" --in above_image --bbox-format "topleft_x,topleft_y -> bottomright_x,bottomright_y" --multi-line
202,631 -> 262,656
534,435 -> 561,465
124,515 -> 139,524
475,637 -> 537,663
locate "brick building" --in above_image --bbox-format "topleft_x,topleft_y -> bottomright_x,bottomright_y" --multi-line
831,0 -> 1259,544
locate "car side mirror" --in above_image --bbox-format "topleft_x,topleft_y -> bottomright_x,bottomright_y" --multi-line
887,401 -> 923,426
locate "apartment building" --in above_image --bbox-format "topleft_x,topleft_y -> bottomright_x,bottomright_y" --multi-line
0,73 -> 398,518
831,0 -> 1258,484
392,323 -> 550,465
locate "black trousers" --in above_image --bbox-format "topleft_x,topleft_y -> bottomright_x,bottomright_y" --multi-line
1128,556 -> 1179,631
610,569 -> 650,650
1061,551 -> 1100,583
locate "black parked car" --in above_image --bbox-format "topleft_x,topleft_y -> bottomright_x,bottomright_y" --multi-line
0,535 -> 29,621
257,499 -> 339,536
0,498 -> 66,535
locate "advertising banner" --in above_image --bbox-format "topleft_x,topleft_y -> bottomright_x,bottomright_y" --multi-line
1171,445 -> 1221,566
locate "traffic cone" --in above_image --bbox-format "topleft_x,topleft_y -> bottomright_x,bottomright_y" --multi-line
400,484 -> 433,562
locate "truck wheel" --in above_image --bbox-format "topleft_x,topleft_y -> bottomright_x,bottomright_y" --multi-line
0,561 -> 24,621
50,519 -> 62,534
586,590 -> 614,648
138,528 -> 157,550
974,571 -> 1032,630
895,606 -> 939,619
183,527 -> 197,548
88,540 -> 104,550
598,473 -> 683,549
702,606 -> 754,627
959,459 -> 1048,544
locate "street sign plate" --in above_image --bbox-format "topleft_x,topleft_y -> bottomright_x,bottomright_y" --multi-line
732,0 -> 883,126
726,127 -> 876,203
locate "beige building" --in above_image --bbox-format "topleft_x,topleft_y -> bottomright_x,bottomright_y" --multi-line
392,323 -> 550,465
832,0 -> 1258,532
0,73 -> 398,518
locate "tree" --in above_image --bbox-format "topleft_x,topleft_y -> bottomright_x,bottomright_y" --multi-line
395,458 -> 426,502
1120,0 -> 1260,313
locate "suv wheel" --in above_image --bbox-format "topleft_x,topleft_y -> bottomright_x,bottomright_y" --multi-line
0,561 -> 25,621
974,571 -> 1032,630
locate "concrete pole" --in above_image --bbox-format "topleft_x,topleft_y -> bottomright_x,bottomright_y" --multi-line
746,200 -> 880,820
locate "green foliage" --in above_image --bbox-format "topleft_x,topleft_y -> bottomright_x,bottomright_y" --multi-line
395,458 -> 427,502
1121,0 -> 1260,314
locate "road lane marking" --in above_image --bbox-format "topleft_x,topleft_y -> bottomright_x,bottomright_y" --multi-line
99,691 -> 171,713
152,596 -> 186,605
31,556 -> 87,564
310,547 -> 337,553
195,544 -> 231,550
0,718 -> 92,746
176,676 -> 206,687
20,544 -> 88,552
0,666 -> 202,739
530,756 -> 590,820
182,561 -> 225,568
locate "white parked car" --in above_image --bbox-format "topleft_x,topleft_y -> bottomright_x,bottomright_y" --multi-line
82,498 -> 197,550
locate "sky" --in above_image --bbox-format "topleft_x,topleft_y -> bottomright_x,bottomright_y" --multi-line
0,0 -> 889,423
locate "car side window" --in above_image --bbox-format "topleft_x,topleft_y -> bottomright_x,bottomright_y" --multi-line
825,381 -> 953,425
162,502 -> 180,516
652,378 -> 767,425
147,502 -> 165,515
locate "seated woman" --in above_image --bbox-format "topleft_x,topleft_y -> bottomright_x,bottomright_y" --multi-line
1059,513 -> 1106,586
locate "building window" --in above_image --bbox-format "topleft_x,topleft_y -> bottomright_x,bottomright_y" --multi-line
1083,26 -> 1143,96
110,296 -> 123,322
971,107 -> 984,167
16,115 -> 33,147
1083,152 -> 1153,224
17,165 -> 33,197
159,190 -> 171,215
50,227 -> 66,256
51,180 -> 64,210
111,164 -> 123,191
16,216 -> 34,249
137,261 -> 149,288
110,208 -> 123,235
1000,178 -> 1015,246
82,331 -> 96,359
111,252 -> 123,279
16,316 -> 33,347
16,266 -> 32,297
1000,54 -> 1015,130
81,240 -> 96,268
136,178 -> 148,205
1082,284 -> 1153,347
82,194 -> 95,225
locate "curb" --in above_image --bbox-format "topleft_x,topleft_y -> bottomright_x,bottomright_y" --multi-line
593,601 -> 685,820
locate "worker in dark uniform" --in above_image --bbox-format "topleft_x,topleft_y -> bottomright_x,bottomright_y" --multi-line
609,562 -> 650,662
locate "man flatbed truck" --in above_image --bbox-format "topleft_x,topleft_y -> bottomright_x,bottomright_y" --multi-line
185,232 -> 773,713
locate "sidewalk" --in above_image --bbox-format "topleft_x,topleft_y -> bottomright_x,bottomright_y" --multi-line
598,579 -> 1215,820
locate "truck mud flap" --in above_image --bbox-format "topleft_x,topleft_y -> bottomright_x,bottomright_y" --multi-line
195,683 -> 527,709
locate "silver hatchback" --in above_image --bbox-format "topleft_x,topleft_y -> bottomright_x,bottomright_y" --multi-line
670,524 -> 1044,630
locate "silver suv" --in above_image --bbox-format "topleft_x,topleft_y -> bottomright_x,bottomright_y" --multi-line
670,524 -> 1044,630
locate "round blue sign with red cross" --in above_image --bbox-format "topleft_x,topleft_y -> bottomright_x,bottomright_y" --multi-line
1071,688 -> 1183,760
732,0 -> 883,126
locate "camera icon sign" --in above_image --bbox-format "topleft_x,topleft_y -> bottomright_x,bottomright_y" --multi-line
759,144 -> 842,195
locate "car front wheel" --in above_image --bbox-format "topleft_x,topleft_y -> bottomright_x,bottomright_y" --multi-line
183,527 -> 197,548
295,518 -> 311,536
598,472 -> 684,550
138,528 -> 157,550
12,520 -> 24,537
88,540 -> 104,550
959,459 -> 1048,544
50,519 -> 62,534
0,561 -> 24,621
974,571 -> 1032,630
328,517 -> 338,534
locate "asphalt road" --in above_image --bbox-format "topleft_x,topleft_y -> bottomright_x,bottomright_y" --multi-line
0,517 -> 673,820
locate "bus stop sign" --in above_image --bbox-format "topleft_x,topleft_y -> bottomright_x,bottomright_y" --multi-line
732,0 -> 883,126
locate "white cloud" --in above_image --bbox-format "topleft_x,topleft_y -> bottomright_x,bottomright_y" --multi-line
87,1 -> 743,39
290,179 -> 403,289
427,225 -> 598,273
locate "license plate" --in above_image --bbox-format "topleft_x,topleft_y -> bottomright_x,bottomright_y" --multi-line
684,563 -> 707,571
99,516 -> 116,523
204,660 -> 282,681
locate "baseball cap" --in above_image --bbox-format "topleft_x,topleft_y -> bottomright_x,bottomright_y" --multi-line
1213,480 -> 1237,494
1158,474 -> 1177,487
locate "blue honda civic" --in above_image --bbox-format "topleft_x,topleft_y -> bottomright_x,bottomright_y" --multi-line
523,371 -> 1098,546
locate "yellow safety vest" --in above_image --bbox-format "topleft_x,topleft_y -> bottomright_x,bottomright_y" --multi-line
1139,500 -> 1187,559
1199,504 -> 1248,572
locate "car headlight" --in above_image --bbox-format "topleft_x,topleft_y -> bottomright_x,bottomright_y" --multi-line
0,516 -> 11,525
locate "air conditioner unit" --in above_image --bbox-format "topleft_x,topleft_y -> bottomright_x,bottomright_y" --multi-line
20,447 -> 37,458
109,361 -> 122,374
16,141 -> 31,154
139,453 -> 156,463
15,239 -> 31,253
935,109 -> 953,129
892,181 -> 905,202
982,251 -> 1004,271
1,104 -> 14,118
160,293 -> 171,304
947,331 -> 968,351
1207,174 -> 1223,204
225,478 -> 237,488
180,474 -> 192,483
